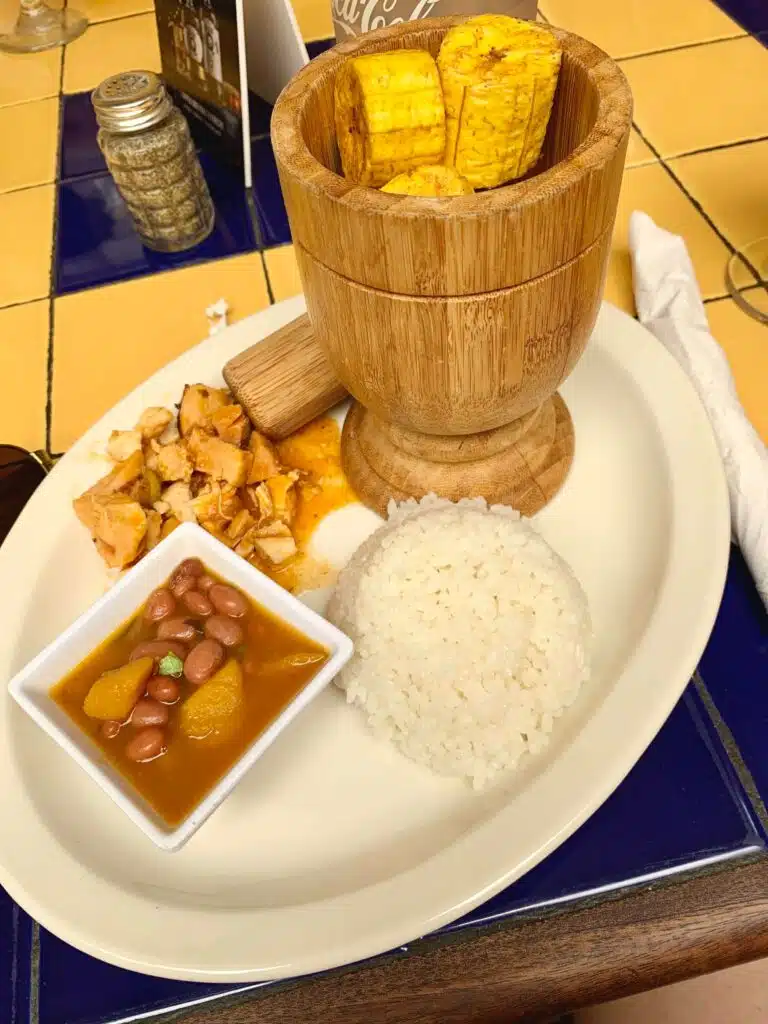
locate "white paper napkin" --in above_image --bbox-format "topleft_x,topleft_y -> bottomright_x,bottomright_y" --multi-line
629,210 -> 768,611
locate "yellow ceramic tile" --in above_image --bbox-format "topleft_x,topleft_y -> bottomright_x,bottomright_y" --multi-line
604,163 -> 733,315
264,244 -> 302,302
0,99 -> 58,194
292,0 -> 333,42
51,253 -> 271,450
63,12 -> 160,93
737,287 -> 768,315
706,295 -> 768,444
0,47 -> 61,107
0,300 -> 48,451
670,140 -> 768,252
625,129 -> 656,168
621,38 -> 768,158
539,0 -> 742,58
0,185 -> 54,308
57,0 -> 154,23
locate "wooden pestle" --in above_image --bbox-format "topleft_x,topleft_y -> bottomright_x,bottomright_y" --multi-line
223,314 -> 348,440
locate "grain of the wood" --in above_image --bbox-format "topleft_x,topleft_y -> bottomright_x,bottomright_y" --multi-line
173,857 -> 768,1024
342,396 -> 574,516
296,229 -> 600,514
296,232 -> 609,434
269,16 -> 630,515
222,314 -> 348,440
377,405 -> 547,464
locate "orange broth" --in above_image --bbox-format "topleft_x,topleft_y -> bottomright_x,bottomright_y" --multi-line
50,571 -> 329,826
251,416 -> 356,593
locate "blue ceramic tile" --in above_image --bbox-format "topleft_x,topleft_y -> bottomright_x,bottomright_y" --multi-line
60,93 -> 107,181
714,0 -> 768,39
698,543 -> 768,837
248,90 -> 273,138
54,153 -> 257,295
443,687 -> 762,933
306,38 -> 335,61
250,136 -> 291,248
0,885 -> 34,1024
39,928 -> 263,1024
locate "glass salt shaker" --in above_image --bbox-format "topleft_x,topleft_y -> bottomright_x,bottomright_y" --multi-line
92,71 -> 215,253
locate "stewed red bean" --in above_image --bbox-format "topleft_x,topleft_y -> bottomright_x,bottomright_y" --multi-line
54,552 -> 337,828
183,590 -> 213,617
176,558 -> 203,578
143,588 -> 176,622
146,675 -> 181,704
129,639 -> 186,662
157,618 -> 198,642
209,584 -> 248,619
169,573 -> 197,598
131,698 -> 169,728
169,559 -> 203,597
184,638 -> 225,685
125,727 -> 166,762
204,615 -> 243,648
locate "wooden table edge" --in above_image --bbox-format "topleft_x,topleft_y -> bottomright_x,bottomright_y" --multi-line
167,852 -> 768,1024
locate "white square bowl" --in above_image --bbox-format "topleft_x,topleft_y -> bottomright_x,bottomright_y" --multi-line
8,522 -> 353,852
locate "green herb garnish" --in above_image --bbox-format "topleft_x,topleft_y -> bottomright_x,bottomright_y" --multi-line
158,653 -> 184,677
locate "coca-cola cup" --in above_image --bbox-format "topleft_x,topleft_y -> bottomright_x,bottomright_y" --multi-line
331,0 -> 538,42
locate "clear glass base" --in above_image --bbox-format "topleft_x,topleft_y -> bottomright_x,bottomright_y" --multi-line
726,237 -> 768,325
0,5 -> 87,53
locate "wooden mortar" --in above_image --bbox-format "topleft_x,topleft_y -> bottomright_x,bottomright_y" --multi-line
271,17 -> 632,516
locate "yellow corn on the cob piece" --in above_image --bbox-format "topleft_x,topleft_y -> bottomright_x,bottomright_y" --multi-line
381,165 -> 474,196
334,49 -> 446,188
437,15 -> 561,189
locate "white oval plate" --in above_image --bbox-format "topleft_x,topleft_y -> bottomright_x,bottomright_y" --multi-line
0,297 -> 729,982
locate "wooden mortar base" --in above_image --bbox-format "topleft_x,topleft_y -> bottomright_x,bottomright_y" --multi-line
341,395 -> 574,518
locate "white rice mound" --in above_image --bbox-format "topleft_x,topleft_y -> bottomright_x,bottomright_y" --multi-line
326,495 -> 592,789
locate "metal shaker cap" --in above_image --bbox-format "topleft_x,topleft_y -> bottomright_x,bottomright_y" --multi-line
91,71 -> 174,133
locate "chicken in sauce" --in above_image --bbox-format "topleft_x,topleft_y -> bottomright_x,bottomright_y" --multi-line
73,384 -> 355,593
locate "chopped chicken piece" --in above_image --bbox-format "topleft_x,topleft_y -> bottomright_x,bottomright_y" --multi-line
199,521 -> 235,547
254,519 -> 292,538
247,432 -> 281,484
73,493 -> 101,532
191,482 -> 241,529
266,472 -> 299,526
85,495 -> 147,569
226,509 -> 256,546
106,429 -> 142,463
234,530 -> 257,559
144,440 -> 161,474
135,406 -> 174,440
162,481 -> 196,523
81,449 -> 144,500
242,482 -> 273,525
188,428 -> 252,487
252,523 -> 297,565
153,499 -> 170,515
178,385 -> 230,436
160,515 -> 180,539
144,509 -> 163,552
155,441 -> 193,483
129,468 -> 162,507
158,419 -> 180,445
211,404 -> 251,447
